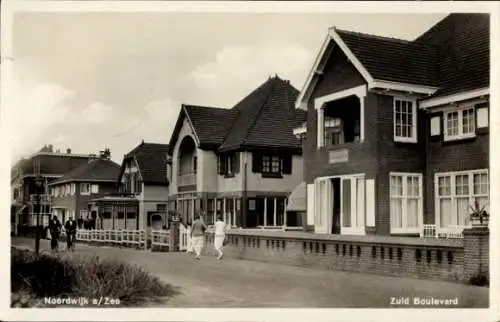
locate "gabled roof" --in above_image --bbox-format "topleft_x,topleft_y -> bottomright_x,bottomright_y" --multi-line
184,104 -> 240,149
335,29 -> 439,87
49,159 -> 121,185
12,153 -> 91,177
169,76 -> 305,154
220,76 -> 305,152
296,13 -> 489,109
121,141 -> 169,185
415,13 -> 489,100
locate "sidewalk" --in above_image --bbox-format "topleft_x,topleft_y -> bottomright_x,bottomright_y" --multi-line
11,237 -> 488,308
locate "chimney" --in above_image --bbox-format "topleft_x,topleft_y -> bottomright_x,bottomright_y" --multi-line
98,148 -> 111,160
66,148 -> 71,154
48,144 -> 54,152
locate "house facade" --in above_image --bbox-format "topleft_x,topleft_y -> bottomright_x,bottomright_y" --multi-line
48,149 -> 121,229
168,76 -> 306,228
296,13 -> 489,237
88,141 -> 170,230
11,145 -> 93,235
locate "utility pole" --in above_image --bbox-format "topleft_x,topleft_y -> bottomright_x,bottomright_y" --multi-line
34,175 -> 43,255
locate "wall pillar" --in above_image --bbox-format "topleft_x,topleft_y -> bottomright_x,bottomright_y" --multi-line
317,107 -> 324,148
273,197 -> 277,227
263,198 -> 267,226
462,226 -> 489,282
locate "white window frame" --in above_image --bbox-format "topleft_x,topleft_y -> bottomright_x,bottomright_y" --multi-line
393,97 -> 417,143
80,183 -> 91,195
91,184 -> 99,194
71,183 -> 76,196
389,172 -> 423,234
435,169 -> 489,229
443,105 -> 476,141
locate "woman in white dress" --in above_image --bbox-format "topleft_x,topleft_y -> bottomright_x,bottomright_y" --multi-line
214,215 -> 227,260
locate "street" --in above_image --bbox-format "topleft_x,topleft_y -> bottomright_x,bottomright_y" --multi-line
11,237 -> 488,308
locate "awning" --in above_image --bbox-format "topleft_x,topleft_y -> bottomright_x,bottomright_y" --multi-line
286,182 -> 306,212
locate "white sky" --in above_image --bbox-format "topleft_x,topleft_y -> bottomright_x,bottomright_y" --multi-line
10,11 -> 446,164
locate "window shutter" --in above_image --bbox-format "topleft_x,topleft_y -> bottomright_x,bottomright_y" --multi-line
429,112 -> 443,142
219,154 -> 226,174
233,152 -> 240,173
282,154 -> 292,175
252,152 -> 262,173
476,103 -> 489,134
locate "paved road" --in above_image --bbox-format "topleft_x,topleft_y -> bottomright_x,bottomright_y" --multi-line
11,237 -> 488,308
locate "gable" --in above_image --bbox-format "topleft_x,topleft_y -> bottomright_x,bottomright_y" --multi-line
311,45 -> 366,101
168,107 -> 200,154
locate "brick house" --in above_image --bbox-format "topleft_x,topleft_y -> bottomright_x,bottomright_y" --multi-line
88,141 -> 170,230
295,14 -> 489,237
11,145 -> 93,235
48,149 -> 121,229
168,75 -> 306,228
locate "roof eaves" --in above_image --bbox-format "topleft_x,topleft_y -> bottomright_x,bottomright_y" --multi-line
182,104 -> 201,146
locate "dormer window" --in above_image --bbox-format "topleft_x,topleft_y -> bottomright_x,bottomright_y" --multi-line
393,97 -> 417,143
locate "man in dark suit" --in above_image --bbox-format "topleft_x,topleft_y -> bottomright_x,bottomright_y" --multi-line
64,216 -> 77,251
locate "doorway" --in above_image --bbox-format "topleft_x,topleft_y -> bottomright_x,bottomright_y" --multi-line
331,178 -> 341,234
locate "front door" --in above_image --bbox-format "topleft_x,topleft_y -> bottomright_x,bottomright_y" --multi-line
331,178 -> 341,234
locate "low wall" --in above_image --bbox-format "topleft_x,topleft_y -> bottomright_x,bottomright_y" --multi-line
205,227 -> 489,284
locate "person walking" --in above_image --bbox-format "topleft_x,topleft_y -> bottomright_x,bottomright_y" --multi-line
190,214 -> 207,260
64,216 -> 77,251
48,216 -> 62,252
214,215 -> 228,260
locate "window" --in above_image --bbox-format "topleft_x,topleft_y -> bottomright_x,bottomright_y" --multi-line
91,184 -> 99,194
390,173 -> 422,233
324,118 -> 344,145
218,153 -> 238,176
80,183 -> 91,195
71,183 -> 76,195
444,106 -> 476,141
262,155 -> 281,174
393,98 -> 417,143
436,170 -> 489,228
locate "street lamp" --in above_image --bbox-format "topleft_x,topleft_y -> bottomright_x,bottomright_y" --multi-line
34,175 -> 44,255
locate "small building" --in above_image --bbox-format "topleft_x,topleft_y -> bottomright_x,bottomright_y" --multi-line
48,149 -> 121,229
89,141 -> 170,230
168,75 -> 306,228
295,13 -> 489,237
11,145 -> 94,235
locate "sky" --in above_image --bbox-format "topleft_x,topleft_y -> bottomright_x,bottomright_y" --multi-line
9,11 -> 446,164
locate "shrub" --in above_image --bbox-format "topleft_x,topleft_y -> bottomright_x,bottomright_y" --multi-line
469,274 -> 489,287
11,247 -> 178,307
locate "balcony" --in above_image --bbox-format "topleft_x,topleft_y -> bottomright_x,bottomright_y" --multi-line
29,194 -> 51,204
178,173 -> 196,187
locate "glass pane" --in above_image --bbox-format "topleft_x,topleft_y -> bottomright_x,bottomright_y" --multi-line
456,197 -> 469,226
407,199 -> 419,228
438,176 -> 451,196
342,179 -> 351,228
473,173 -> 489,195
439,198 -> 452,228
356,178 -> 365,228
390,198 -> 402,229
455,174 -> 469,195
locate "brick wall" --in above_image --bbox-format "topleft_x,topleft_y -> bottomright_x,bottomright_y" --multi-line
204,229 -> 488,284
375,94 -> 427,235
424,108 -> 489,223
